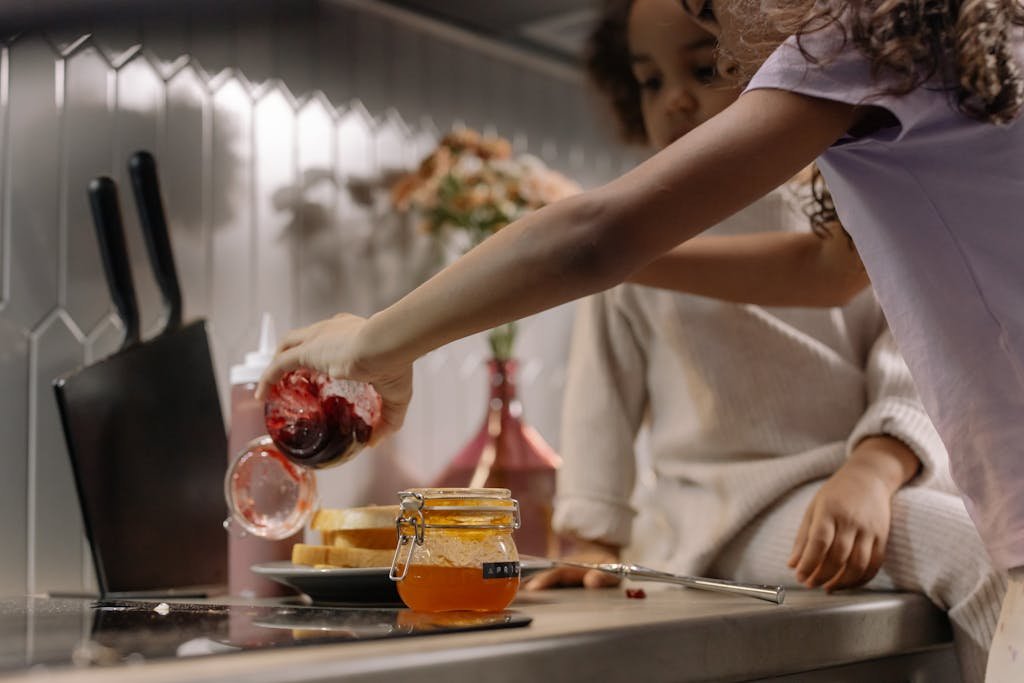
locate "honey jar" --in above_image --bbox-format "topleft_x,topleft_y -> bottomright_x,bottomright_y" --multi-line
389,488 -> 521,612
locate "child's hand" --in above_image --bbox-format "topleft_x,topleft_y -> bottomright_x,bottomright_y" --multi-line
788,436 -> 919,592
525,538 -> 621,591
788,461 -> 891,592
254,313 -> 413,443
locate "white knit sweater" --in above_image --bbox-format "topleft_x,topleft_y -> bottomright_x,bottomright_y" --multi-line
553,186 -> 955,576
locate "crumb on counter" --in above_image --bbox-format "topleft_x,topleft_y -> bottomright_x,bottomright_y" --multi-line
625,588 -> 646,599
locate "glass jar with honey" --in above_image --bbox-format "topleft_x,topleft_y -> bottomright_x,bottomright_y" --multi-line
389,488 -> 521,612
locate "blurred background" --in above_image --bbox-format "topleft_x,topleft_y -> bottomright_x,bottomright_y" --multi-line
0,0 -> 645,596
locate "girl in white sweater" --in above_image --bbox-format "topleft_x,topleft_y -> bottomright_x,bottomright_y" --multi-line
529,1 -> 1005,681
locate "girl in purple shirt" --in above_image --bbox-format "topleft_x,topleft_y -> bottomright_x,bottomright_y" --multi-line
259,1 -> 1024,676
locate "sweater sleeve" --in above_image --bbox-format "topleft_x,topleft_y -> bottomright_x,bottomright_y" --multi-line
845,327 -> 954,490
553,288 -> 650,547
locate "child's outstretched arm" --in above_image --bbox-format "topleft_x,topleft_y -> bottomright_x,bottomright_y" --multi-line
628,225 -> 869,306
257,90 -> 860,436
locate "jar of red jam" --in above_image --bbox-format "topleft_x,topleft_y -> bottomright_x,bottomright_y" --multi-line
389,488 -> 521,612
223,369 -> 381,540
263,368 -> 382,468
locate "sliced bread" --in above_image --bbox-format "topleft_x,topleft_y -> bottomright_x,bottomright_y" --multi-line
291,543 -> 395,569
311,505 -> 399,531
311,504 -> 399,550
321,528 -> 398,550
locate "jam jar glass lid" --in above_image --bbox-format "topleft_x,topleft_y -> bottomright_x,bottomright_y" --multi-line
224,435 -> 317,540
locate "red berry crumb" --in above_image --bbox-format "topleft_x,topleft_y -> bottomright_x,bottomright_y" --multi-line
625,588 -> 646,599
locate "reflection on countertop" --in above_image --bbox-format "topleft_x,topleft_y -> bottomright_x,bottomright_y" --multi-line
0,596 -> 528,673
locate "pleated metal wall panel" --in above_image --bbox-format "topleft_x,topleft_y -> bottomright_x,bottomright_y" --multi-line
0,1 -> 642,596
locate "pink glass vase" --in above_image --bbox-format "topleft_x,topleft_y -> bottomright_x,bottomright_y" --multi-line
433,358 -> 562,557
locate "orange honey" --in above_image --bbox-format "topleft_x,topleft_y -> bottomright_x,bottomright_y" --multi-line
397,564 -> 520,612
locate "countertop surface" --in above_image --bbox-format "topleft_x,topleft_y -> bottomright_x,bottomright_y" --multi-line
0,583 -> 956,683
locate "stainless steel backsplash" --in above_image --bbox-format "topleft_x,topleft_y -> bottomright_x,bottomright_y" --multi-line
0,1 -> 641,595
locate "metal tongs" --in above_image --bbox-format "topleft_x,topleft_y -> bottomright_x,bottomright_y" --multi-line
543,558 -> 785,605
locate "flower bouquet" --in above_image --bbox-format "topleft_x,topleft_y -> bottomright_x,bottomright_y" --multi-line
391,128 -> 580,359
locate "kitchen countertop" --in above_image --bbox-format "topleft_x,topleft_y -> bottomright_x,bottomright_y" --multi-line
0,585 -> 958,683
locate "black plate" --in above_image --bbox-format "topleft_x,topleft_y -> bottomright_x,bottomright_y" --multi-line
251,562 -> 402,605
252,558 -> 552,605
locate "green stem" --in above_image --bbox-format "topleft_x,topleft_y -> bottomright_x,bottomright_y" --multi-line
488,321 -> 517,361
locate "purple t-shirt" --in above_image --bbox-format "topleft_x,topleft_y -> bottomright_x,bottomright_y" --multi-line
746,26 -> 1024,569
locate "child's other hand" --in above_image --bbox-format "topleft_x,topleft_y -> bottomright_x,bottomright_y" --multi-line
788,462 -> 890,591
254,313 -> 413,443
788,436 -> 919,592
525,538 -> 621,591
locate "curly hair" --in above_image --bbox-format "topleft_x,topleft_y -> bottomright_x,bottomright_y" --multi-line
722,0 -> 1024,124
585,0 -> 648,144
806,166 -> 846,243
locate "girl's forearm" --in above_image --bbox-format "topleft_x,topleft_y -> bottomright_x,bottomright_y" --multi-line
628,230 -> 869,306
360,194 -> 633,365
358,90 -> 859,366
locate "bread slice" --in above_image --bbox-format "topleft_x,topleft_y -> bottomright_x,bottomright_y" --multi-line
321,528 -> 398,550
311,505 -> 399,531
291,543 -> 330,566
291,543 -> 395,569
310,505 -> 399,550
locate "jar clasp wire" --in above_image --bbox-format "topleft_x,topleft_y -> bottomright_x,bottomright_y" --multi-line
390,494 -> 425,581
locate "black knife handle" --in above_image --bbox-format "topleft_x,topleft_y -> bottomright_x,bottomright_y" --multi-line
88,176 -> 140,350
128,150 -> 182,332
